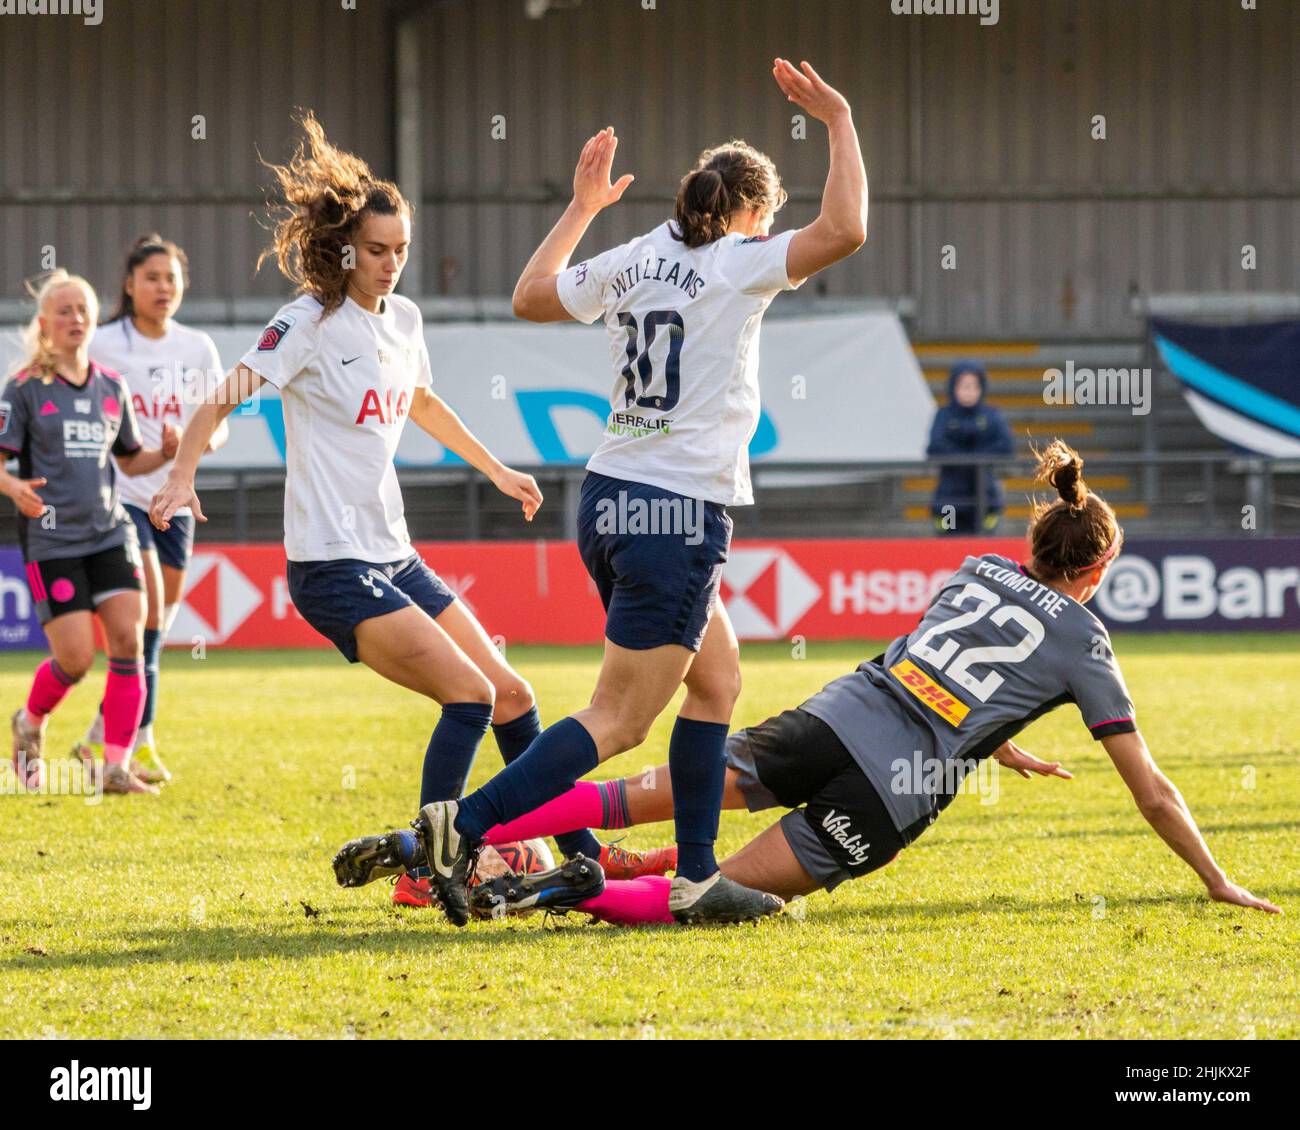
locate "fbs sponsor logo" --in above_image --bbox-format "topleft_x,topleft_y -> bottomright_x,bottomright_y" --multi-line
820,809 -> 870,866
889,658 -> 970,726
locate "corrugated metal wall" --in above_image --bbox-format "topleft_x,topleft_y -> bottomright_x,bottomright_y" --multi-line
0,0 -> 392,311
1,0 -> 1296,338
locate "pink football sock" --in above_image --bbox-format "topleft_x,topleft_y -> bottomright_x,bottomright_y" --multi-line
102,657 -> 145,766
576,876 -> 676,927
482,779 -> 631,844
25,658 -> 78,721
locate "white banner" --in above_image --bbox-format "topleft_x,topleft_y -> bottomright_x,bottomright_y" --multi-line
3,311 -> 933,468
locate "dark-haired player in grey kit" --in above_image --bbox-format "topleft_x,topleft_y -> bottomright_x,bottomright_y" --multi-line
333,440 -> 1280,923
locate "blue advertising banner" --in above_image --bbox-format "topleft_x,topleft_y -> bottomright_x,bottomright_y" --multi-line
0,547 -> 46,650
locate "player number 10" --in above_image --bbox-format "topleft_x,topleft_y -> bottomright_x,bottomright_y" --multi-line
617,309 -> 685,413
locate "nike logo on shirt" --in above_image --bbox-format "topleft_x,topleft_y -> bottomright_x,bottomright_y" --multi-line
341,356 -> 362,366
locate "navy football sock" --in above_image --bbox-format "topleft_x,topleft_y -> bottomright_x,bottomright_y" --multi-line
493,707 -> 600,859
419,701 -> 493,809
668,716 -> 730,882
455,716 -> 599,844
139,628 -> 163,731
412,701 -> 493,881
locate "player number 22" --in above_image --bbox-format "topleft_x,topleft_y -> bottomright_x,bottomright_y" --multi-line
908,582 -> 1045,702
617,310 -> 685,413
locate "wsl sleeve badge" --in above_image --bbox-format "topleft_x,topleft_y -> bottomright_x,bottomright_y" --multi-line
257,312 -> 296,352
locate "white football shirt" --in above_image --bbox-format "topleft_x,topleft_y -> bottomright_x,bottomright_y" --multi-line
239,293 -> 434,563
556,221 -> 801,506
91,317 -> 223,515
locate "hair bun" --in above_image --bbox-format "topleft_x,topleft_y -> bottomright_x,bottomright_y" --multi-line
1034,438 -> 1088,513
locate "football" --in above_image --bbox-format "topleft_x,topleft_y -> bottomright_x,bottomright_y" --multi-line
472,839 -> 556,886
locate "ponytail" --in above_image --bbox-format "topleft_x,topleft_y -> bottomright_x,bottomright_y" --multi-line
671,140 -> 786,249
1027,439 -> 1123,581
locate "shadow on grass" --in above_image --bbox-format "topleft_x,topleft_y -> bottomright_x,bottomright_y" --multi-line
8,882 -> 1295,974
0,912 -> 668,973
920,818 -> 1300,848
808,886 -> 1300,931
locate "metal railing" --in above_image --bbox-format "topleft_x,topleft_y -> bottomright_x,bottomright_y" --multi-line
185,452 -> 1300,543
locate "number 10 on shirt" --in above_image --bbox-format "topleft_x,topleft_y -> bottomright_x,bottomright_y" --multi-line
617,309 -> 685,412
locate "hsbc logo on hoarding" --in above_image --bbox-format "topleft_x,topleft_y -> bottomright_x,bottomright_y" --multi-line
170,554 -> 264,644
721,548 -> 821,639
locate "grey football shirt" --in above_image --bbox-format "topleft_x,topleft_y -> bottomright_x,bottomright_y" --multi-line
0,363 -> 143,560
801,553 -> 1136,836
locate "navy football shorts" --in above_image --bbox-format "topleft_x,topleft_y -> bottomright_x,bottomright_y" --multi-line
125,503 -> 194,572
576,470 -> 732,652
286,553 -> 457,663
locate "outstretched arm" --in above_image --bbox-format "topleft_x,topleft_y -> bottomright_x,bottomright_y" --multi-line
777,59 -> 868,285
115,421 -> 181,478
512,127 -> 635,323
151,364 -> 266,528
408,387 -> 542,521
1102,729 -> 1279,913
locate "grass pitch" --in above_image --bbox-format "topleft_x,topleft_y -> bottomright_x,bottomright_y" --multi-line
1,635 -> 1296,1039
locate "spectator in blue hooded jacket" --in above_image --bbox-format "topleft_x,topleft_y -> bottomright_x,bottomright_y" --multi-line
926,360 -> 1014,535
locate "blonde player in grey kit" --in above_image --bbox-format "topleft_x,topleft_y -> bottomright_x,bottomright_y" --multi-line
2,272 -> 181,795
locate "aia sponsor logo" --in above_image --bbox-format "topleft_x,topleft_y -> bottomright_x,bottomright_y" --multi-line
131,393 -> 182,421
355,387 -> 411,425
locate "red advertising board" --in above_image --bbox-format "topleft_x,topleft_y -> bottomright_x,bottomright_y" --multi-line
167,537 -> 1027,648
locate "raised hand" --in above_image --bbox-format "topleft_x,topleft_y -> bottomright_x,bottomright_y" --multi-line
772,58 -> 851,124
573,127 -> 635,213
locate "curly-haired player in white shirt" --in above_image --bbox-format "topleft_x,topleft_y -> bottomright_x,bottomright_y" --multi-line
152,115 -> 659,903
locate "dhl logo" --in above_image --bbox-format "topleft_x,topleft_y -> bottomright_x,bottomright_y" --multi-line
889,659 -> 970,727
